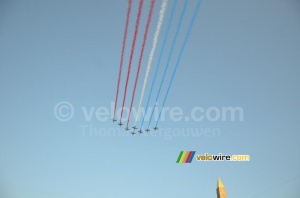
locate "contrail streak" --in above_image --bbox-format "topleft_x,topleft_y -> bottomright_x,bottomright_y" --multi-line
147,0 -> 188,129
126,0 -> 156,128
133,0 -> 168,127
119,0 -> 144,124
139,0 -> 178,130
113,0 -> 132,120
155,0 -> 202,127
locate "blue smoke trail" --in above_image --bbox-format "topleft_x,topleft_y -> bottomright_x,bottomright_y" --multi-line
155,0 -> 202,127
139,0 -> 178,130
147,0 -> 189,129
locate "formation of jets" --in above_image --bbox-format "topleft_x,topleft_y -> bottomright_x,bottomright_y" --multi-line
112,118 -> 159,135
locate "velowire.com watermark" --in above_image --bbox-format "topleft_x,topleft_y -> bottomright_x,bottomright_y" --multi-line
53,101 -> 244,139
54,101 -> 244,123
176,151 -> 250,163
195,153 -> 250,161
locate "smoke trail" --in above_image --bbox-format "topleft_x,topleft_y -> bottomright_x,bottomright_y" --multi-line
147,0 -> 188,129
139,0 -> 178,130
113,0 -> 133,120
133,0 -> 168,127
155,0 -> 202,127
126,0 -> 156,128
119,0 -> 144,124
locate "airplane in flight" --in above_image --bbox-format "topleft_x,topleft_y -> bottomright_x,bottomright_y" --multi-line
131,131 -> 136,135
132,126 -> 137,130
118,122 -> 123,127
145,128 -> 150,133
112,118 -> 117,123
138,130 -> 143,134
125,127 -> 130,131
153,126 -> 158,131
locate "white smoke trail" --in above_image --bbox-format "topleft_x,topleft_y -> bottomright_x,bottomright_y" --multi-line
134,0 -> 168,126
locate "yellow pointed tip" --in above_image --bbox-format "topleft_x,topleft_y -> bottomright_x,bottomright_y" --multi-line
217,177 -> 225,188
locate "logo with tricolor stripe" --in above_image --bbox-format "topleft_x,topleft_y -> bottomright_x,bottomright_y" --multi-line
176,151 -> 196,163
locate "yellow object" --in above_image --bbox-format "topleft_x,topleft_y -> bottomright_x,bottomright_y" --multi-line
216,178 -> 227,198
217,177 -> 225,188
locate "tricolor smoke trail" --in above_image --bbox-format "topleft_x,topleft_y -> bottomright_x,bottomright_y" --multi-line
119,0 -> 144,123
126,0 -> 156,128
147,0 -> 188,129
155,0 -> 202,127
139,0 -> 178,130
113,0 -> 132,120
134,0 -> 168,127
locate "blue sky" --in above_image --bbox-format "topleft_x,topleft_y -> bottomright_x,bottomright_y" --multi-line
0,0 -> 299,197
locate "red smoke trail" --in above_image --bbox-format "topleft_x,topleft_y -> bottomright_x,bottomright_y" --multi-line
126,0 -> 156,128
120,0 -> 144,123
113,0 -> 133,120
